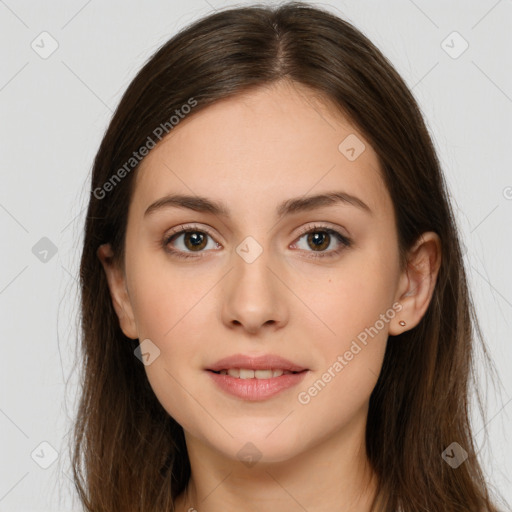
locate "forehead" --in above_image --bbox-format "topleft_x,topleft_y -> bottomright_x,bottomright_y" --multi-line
132,81 -> 390,220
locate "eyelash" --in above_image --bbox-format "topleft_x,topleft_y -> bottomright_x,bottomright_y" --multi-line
162,223 -> 352,260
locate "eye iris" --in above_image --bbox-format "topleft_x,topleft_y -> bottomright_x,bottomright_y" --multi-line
172,228 -> 339,255
308,231 -> 329,251
185,231 -> 207,251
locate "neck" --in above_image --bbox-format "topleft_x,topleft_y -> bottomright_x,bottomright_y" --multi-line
175,404 -> 379,512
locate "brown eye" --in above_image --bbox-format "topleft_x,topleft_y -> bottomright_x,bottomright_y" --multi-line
306,231 -> 331,251
181,231 -> 208,251
292,225 -> 352,259
163,227 -> 220,259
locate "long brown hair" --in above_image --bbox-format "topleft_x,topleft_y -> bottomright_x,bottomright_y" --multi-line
72,2 -> 508,510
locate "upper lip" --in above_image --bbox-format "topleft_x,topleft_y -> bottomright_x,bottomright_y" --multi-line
206,353 -> 308,372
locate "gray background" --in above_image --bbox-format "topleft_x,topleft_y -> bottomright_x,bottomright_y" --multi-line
0,0 -> 511,510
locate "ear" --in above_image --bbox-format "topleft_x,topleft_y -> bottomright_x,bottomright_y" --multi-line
389,232 -> 442,335
97,243 -> 138,340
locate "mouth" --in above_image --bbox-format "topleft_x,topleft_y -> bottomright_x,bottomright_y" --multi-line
207,368 -> 306,379
206,353 -> 308,374
205,353 -> 309,400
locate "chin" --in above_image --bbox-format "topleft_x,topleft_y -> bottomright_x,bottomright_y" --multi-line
223,425 -> 307,464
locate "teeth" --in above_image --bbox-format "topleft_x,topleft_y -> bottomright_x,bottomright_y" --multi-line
217,368 -> 292,379
240,369 -> 255,379
255,369 -> 273,379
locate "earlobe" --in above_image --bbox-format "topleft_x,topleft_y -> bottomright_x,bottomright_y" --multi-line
96,243 -> 139,340
389,232 -> 442,335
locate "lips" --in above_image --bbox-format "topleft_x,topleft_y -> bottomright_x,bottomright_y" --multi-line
206,362 -> 309,400
206,353 -> 308,373
205,354 -> 309,400
215,368 -> 294,379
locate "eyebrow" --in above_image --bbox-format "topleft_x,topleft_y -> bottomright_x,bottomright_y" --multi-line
144,190 -> 372,218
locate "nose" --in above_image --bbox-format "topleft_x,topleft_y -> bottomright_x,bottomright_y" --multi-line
220,243 -> 289,335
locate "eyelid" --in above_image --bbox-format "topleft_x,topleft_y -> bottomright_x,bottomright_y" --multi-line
164,223 -> 220,241
290,223 -> 352,259
293,222 -> 350,240
162,222 -> 352,259
164,222 -> 349,242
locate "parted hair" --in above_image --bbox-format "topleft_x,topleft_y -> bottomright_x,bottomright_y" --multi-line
72,3 -> 506,511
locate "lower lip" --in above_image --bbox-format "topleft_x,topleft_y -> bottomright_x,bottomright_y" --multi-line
206,370 -> 309,401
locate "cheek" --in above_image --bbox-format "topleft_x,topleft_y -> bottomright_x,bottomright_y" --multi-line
293,277 -> 392,431
303,281 -> 390,398
304,253 -> 398,345
127,260 -> 219,414
295,247 -> 398,400
130,283 -> 206,431
129,256 -> 214,340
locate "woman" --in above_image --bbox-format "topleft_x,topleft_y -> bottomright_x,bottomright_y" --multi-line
72,2 -> 507,511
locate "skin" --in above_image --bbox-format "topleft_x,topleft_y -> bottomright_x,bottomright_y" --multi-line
98,80 -> 441,512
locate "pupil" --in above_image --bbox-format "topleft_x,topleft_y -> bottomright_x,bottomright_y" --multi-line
309,232 -> 329,251
186,232 -> 206,250
190,233 -> 202,245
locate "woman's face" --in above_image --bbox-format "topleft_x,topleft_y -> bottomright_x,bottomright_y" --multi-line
102,80 -> 409,464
